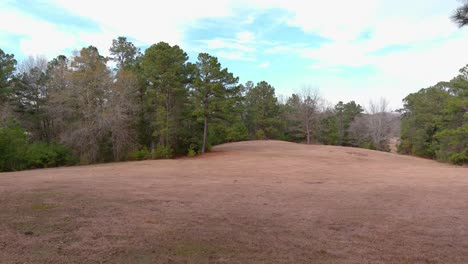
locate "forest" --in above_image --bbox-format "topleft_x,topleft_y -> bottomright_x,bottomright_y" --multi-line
0,37 -> 466,172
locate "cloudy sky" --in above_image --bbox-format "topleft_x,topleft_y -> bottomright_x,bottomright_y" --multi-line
1,0 -> 467,109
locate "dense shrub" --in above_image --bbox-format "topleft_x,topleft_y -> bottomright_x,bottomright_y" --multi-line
0,124 -> 28,171
152,145 -> 173,159
0,124 -> 77,172
225,123 -> 249,142
130,147 -> 152,160
26,142 -> 77,168
434,124 -> 468,165
187,147 -> 197,157
399,66 -> 468,165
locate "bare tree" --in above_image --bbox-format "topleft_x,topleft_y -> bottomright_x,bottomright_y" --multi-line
18,56 -> 48,75
45,46 -> 138,163
349,98 -> 399,151
48,47 -> 113,163
46,55 -> 71,141
0,104 -> 12,125
366,98 -> 391,147
297,87 -> 321,144
107,69 -> 138,160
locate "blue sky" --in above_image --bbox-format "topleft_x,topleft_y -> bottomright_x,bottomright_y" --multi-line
1,0 -> 467,109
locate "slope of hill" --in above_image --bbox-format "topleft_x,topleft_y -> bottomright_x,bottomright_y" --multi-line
0,140 -> 467,263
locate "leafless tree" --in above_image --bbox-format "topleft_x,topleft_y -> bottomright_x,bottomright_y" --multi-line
366,98 -> 391,147
297,86 -> 321,144
0,104 -> 12,125
349,98 -> 400,151
46,56 -> 72,141
45,47 -> 138,163
18,56 -> 48,75
107,69 -> 138,160
47,48 -> 112,162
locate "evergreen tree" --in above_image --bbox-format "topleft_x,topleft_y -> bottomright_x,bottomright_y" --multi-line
191,53 -> 239,153
141,42 -> 191,156
0,49 -> 17,122
245,81 -> 281,139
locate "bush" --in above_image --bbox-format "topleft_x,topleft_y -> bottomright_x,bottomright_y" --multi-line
225,123 -> 248,142
130,147 -> 151,161
187,147 -> 197,157
26,142 -> 77,168
0,124 -> 28,172
448,153 -> 468,165
435,124 -> 468,165
255,129 -> 265,139
152,145 -> 173,159
360,140 -> 376,150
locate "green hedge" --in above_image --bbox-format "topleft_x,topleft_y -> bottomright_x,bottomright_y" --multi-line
0,124 -> 29,171
0,124 -> 77,172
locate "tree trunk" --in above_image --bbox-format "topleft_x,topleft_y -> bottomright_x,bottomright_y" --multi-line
306,123 -> 310,144
165,94 -> 170,148
202,115 -> 208,154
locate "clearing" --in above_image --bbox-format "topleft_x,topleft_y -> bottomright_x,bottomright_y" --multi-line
0,140 -> 467,263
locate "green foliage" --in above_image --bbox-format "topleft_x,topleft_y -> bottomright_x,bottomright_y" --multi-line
152,145 -> 173,159
11,57 -> 51,142
335,101 -> 364,145
0,123 -> 76,171
3,37 -> 466,171
313,101 -> 364,147
434,124 -> 468,164
191,53 -> 239,153
130,147 -> 151,161
225,122 -> 249,142
399,65 -> 468,164
255,129 -> 266,139
245,81 -> 282,139
0,123 -> 28,171
316,114 -> 338,145
134,147 -> 150,160
141,42 -> 191,154
26,142 -> 77,168
0,48 -> 17,102
361,141 -> 377,151
130,145 -> 173,160
448,153 -> 468,165
187,147 -> 197,157
109,36 -> 140,69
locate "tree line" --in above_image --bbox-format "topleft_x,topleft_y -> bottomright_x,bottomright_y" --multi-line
0,36 -> 465,171
398,66 -> 468,164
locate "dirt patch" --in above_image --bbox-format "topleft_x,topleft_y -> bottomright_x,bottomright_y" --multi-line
0,140 -> 467,263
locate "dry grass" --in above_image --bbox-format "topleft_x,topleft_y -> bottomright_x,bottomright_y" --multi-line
0,140 -> 467,263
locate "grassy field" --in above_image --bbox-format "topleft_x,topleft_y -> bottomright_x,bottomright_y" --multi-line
1,140 -> 467,263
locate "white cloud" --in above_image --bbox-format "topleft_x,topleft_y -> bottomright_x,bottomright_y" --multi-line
217,51 -> 255,61
236,31 -> 255,43
199,38 -> 253,52
245,14 -> 256,24
3,0 -> 467,109
50,0 -> 237,48
251,0 -> 466,109
246,0 -> 379,41
0,7 -> 77,58
197,31 -> 257,61
258,62 -> 270,68
264,45 -> 293,54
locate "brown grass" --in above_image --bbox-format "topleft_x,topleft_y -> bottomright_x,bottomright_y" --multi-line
0,140 -> 467,263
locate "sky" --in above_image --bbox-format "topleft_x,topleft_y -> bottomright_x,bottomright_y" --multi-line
1,0 -> 467,110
